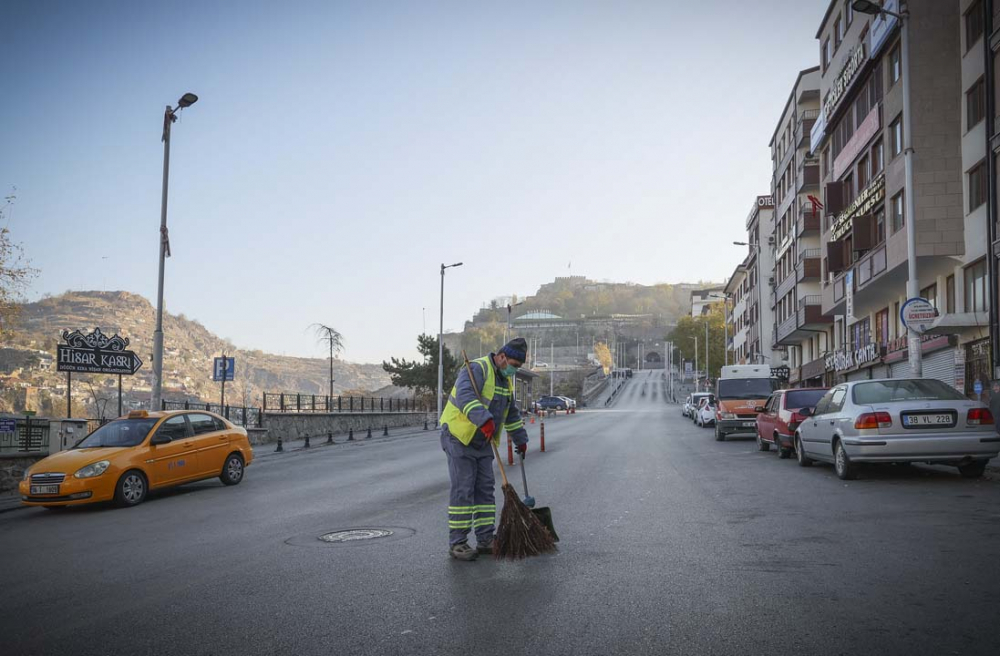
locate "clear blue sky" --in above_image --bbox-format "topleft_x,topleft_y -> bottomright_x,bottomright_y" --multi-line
2,0 -> 821,363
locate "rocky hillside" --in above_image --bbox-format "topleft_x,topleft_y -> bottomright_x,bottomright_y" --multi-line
1,291 -> 390,414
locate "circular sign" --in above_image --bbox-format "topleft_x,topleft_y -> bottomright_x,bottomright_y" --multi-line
900,298 -> 938,334
974,380 -> 983,395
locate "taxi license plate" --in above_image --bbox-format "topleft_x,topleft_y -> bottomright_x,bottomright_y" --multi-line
30,484 -> 59,495
904,414 -> 952,427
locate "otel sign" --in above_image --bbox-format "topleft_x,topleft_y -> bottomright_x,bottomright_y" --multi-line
900,298 -> 939,335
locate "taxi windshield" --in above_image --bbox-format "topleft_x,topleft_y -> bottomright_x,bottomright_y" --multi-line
75,418 -> 158,448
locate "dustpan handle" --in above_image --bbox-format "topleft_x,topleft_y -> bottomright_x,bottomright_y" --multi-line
519,452 -> 530,497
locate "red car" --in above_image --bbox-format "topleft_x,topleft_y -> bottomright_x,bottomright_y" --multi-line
754,387 -> 829,458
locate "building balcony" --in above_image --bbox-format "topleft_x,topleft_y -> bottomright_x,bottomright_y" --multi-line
796,162 -> 819,192
796,204 -> 821,236
796,249 -> 821,282
775,295 -> 831,345
774,270 -> 796,301
794,109 -> 820,150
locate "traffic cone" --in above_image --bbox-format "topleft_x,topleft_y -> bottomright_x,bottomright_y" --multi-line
530,416 -> 535,424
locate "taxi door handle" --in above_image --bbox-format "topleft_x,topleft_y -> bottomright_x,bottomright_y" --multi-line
218,436 -> 228,441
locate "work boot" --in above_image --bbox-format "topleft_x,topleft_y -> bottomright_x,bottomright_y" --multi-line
449,542 -> 478,561
476,540 -> 494,555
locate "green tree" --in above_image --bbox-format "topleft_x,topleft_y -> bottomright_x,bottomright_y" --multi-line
594,342 -> 612,375
0,192 -> 36,340
382,334 -> 460,399
667,305 -> 726,381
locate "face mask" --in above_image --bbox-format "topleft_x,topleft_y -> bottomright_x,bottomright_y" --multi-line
502,365 -> 517,378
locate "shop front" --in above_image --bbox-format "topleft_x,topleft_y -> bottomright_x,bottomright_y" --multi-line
825,342 -> 884,383
882,334 -> 959,388
800,357 -> 826,388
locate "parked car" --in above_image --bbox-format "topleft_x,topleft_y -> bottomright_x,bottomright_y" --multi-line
793,378 -> 1000,480
556,396 -> 577,409
19,410 -> 253,509
755,387 -> 829,458
535,396 -> 568,411
696,396 -> 717,427
684,392 -> 712,420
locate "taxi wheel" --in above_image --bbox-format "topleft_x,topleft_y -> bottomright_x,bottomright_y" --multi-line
220,453 -> 245,486
114,470 -> 148,508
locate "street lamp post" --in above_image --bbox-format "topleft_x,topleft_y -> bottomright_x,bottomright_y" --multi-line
505,301 -> 524,344
691,336 -> 699,392
437,262 -> 463,424
852,0 -> 920,376
151,92 -> 198,413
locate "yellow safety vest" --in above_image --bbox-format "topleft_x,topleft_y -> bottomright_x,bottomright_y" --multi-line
440,355 -> 511,446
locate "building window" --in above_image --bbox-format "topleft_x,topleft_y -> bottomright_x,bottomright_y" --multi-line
965,258 -> 989,313
892,191 -> 905,233
846,0 -> 853,26
875,308 -> 889,346
823,38 -> 831,70
947,274 -> 956,314
967,77 -> 986,129
890,115 -> 903,158
890,43 -> 901,85
871,139 -> 884,175
844,172 -> 854,204
875,207 -> 885,244
921,284 -> 938,309
834,15 -> 843,49
969,160 -> 987,212
967,0 -> 984,53
857,154 -> 870,190
893,301 -> 901,337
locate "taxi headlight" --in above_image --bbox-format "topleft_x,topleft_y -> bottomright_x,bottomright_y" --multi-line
74,460 -> 111,479
22,468 -> 31,481
720,412 -> 737,420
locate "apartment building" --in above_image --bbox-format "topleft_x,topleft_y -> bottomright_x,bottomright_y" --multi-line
768,66 -> 831,387
739,195 -> 783,365
812,0 -> 969,386
724,262 -> 749,364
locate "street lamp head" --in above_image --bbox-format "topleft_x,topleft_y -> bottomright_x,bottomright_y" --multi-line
733,241 -> 749,246
177,93 -> 199,108
851,0 -> 882,15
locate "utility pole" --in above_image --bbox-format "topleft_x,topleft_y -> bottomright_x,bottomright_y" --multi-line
705,319 -> 710,390
691,336 -> 699,392
550,341 -> 555,395
437,262 -> 463,424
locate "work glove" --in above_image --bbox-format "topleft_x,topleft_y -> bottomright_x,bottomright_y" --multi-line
480,419 -> 496,441
516,443 -> 527,457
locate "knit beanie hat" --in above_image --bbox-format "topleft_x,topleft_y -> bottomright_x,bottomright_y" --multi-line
500,337 -> 528,362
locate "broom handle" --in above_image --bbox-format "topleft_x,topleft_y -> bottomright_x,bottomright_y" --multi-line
462,351 -> 510,488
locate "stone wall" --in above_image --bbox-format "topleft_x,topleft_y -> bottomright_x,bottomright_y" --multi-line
260,412 -> 431,444
0,454 -> 47,494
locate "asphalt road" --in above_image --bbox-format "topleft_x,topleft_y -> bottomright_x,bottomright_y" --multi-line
3,369 -> 1000,655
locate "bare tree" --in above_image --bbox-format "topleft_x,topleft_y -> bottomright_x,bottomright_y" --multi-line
0,190 -> 37,340
310,323 -> 344,402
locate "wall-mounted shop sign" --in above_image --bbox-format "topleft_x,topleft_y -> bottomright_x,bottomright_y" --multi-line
824,43 -> 866,120
830,173 -> 885,241
57,328 -> 143,375
746,195 -> 774,229
826,342 -> 881,373
833,106 -> 881,179
870,0 -> 900,58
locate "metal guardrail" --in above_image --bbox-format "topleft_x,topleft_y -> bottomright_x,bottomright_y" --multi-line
261,393 -> 427,415
161,400 -> 262,428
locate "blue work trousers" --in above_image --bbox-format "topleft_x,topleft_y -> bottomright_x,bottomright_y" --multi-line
441,431 -> 496,546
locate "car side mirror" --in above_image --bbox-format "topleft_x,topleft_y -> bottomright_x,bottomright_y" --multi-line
754,406 -> 765,413
799,407 -> 814,417
150,434 -> 172,446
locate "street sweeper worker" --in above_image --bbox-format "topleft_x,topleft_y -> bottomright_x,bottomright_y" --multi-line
440,337 -> 530,561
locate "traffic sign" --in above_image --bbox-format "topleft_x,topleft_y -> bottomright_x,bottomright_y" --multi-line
213,357 -> 235,382
974,380 -> 983,396
900,298 -> 938,334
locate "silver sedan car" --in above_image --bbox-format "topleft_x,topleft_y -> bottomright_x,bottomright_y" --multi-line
794,378 -> 1000,480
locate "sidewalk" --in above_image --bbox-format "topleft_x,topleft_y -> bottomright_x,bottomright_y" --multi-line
0,490 -> 22,514
251,423 -> 436,460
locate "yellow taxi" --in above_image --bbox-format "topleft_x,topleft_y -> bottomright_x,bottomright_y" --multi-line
19,410 -> 254,509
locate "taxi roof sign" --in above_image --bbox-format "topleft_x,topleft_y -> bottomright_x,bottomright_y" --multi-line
128,410 -> 149,419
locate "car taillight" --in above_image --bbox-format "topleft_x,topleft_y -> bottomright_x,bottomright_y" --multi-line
967,408 -> 995,425
855,412 -> 892,430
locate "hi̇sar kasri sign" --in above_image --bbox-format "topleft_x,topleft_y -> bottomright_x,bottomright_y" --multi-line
57,328 -> 144,375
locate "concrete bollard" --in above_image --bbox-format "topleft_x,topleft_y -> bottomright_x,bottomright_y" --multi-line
348,428 -> 354,441
383,425 -> 389,437
540,422 -> 546,452
424,420 -> 429,431
327,431 -> 333,445
304,434 -> 311,448
366,427 -> 372,439
275,437 -> 284,453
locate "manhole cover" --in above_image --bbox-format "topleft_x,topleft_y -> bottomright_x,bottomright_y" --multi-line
284,526 -> 415,548
320,529 -> 394,543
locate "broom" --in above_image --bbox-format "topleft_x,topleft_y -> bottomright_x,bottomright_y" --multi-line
461,351 -> 557,560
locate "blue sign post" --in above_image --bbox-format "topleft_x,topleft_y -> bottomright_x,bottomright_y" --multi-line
213,356 -> 235,410
974,379 -> 983,401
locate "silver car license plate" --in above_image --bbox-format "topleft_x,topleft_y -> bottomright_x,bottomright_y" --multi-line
904,414 -> 952,427
30,484 -> 59,495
